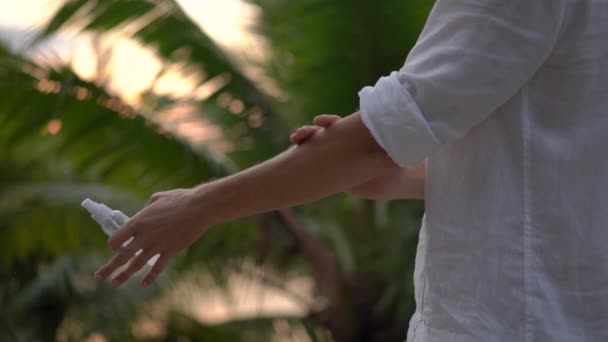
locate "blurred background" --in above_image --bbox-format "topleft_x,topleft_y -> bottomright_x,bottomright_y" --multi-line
0,0 -> 433,341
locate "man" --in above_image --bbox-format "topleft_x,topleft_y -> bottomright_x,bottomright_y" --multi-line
94,0 -> 608,340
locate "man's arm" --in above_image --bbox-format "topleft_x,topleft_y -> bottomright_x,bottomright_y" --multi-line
291,114 -> 426,201
349,159 -> 426,200
197,112 -> 398,220
95,112 -> 404,287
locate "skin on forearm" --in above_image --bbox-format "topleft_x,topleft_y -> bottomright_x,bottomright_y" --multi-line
194,112 -> 400,225
290,114 -> 426,201
395,159 -> 426,200
349,160 -> 426,201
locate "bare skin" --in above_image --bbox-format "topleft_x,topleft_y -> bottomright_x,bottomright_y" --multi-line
93,112 -> 427,288
290,114 -> 426,201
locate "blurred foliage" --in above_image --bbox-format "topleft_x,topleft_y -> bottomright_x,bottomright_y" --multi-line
0,0 -> 433,341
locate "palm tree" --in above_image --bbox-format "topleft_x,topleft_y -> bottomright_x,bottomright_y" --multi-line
0,0 -> 433,340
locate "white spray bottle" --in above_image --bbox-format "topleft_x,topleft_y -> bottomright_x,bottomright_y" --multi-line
82,198 -> 159,266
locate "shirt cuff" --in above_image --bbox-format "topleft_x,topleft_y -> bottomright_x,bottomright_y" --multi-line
359,71 -> 441,167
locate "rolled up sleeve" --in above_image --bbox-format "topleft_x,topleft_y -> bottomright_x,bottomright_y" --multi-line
359,0 -> 567,167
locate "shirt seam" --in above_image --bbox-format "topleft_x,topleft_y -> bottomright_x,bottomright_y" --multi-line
522,86 -> 532,342
522,3 -> 567,340
411,243 -> 427,339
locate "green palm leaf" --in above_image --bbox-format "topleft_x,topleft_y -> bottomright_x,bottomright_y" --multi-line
248,0 -> 434,123
0,43 -> 229,191
37,0 -> 291,168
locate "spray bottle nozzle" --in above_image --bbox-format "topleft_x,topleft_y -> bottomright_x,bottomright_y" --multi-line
81,198 -> 113,226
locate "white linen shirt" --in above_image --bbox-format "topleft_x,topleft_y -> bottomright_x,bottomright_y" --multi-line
359,1 -> 608,341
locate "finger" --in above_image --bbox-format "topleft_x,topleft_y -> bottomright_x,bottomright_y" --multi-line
290,126 -> 319,144
108,217 -> 139,251
94,243 -> 140,281
140,253 -> 170,288
111,250 -> 156,287
313,115 -> 341,127
292,126 -> 321,144
291,134 -> 310,145
294,125 -> 319,136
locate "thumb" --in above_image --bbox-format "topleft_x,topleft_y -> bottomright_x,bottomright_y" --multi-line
313,114 -> 341,128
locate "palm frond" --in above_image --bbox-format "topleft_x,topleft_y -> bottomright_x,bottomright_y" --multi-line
0,42 -> 229,194
37,0 -> 291,168
248,0 -> 434,124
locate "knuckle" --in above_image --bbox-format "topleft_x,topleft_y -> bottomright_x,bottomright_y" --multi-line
123,221 -> 140,236
109,240 -> 124,252
108,234 -> 121,245
152,191 -> 167,200
146,193 -> 163,206
126,223 -> 140,235
108,240 -> 119,251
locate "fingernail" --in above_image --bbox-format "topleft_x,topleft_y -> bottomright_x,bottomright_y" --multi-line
94,272 -> 102,281
141,280 -> 149,288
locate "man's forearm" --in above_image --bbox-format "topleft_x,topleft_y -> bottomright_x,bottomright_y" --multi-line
395,160 -> 426,200
193,112 -> 399,225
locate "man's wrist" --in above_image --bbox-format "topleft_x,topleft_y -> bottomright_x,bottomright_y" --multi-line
188,180 -> 226,229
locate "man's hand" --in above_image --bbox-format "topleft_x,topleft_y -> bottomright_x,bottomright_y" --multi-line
94,188 -> 206,288
290,114 -> 342,145
290,115 -> 426,200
